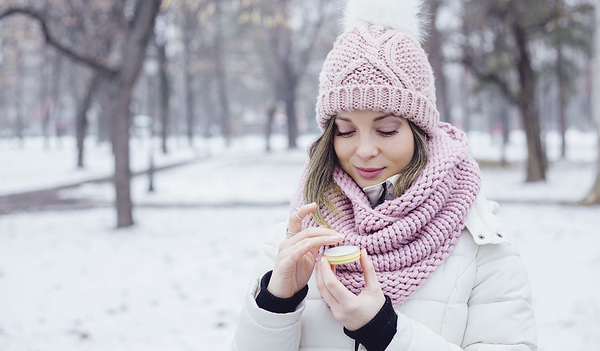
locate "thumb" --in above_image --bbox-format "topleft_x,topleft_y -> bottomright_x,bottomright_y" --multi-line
360,249 -> 382,293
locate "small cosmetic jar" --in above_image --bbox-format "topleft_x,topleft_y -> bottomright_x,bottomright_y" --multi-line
323,245 -> 361,265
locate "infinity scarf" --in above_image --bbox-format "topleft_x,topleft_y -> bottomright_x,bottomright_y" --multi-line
292,123 -> 481,306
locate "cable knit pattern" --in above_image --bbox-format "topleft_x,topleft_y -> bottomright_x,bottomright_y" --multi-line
292,123 -> 481,306
316,21 -> 439,135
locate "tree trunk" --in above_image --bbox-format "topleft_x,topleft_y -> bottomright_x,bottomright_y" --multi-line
184,72 -> 195,146
557,44 -> 567,159
158,42 -> 170,154
283,73 -> 298,149
15,55 -> 26,146
182,39 -> 195,146
461,69 -> 472,133
424,0 -> 452,123
76,73 -> 100,168
265,105 -> 276,152
200,76 -> 216,139
513,21 -> 546,182
277,25 -> 298,149
41,49 -> 60,149
0,2 -> 160,227
499,97 -> 510,167
182,9 -> 197,146
581,2 -> 600,205
109,77 -> 134,228
213,0 -> 231,146
97,77 -> 114,145
112,0 -> 162,228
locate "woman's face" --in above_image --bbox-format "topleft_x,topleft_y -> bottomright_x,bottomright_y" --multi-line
333,110 -> 415,189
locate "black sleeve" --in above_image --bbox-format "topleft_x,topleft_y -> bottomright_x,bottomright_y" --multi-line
255,270 -> 309,314
343,295 -> 397,351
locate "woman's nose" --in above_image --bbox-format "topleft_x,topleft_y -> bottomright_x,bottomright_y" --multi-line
355,135 -> 378,160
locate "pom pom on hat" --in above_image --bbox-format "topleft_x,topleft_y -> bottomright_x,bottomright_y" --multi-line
316,0 -> 439,135
343,0 -> 426,43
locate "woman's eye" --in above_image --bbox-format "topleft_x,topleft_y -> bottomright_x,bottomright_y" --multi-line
378,130 -> 399,136
336,130 -> 355,137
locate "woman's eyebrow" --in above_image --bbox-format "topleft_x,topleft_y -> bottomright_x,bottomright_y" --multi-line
335,116 -> 352,122
336,114 -> 396,122
373,114 -> 397,122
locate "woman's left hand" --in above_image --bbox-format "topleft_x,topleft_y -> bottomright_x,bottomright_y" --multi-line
315,249 -> 386,331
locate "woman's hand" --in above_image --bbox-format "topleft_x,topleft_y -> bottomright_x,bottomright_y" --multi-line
267,202 -> 345,299
315,249 -> 386,331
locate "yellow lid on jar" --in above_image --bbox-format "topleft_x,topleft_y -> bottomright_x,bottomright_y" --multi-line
323,245 -> 361,265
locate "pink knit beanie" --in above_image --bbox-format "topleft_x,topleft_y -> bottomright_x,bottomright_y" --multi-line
316,0 -> 439,135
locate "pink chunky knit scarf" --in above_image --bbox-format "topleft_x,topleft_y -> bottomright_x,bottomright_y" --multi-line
293,123 -> 481,306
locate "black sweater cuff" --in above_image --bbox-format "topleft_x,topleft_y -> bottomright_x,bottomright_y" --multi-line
343,295 -> 397,351
255,270 -> 308,314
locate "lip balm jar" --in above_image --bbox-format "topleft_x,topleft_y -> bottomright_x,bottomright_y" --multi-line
323,245 -> 361,265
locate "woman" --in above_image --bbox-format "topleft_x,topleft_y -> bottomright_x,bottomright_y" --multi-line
231,0 -> 537,350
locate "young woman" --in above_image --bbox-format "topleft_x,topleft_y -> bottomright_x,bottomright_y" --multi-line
231,1 -> 537,350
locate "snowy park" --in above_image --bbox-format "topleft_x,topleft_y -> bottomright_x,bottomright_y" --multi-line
1,131 -> 599,350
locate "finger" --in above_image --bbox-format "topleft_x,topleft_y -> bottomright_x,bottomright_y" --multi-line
277,241 -> 312,269
288,202 -> 318,234
360,249 -> 382,294
315,257 -> 340,306
277,230 -> 343,271
288,235 -> 344,258
287,226 -> 344,246
318,256 -> 355,304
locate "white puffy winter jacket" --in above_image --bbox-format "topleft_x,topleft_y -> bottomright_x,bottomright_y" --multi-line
231,197 -> 537,350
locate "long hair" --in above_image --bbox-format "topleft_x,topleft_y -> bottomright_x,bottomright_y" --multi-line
304,115 -> 429,225
393,120 -> 428,197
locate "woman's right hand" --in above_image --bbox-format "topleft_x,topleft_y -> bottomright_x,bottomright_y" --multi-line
267,202 -> 345,299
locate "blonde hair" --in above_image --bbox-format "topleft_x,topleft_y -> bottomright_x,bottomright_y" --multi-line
304,115 -> 429,225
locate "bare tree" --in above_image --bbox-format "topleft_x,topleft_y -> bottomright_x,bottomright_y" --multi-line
76,73 -> 101,168
461,0 -> 594,182
1,0 -> 162,228
178,1 -> 204,146
212,0 -> 233,146
171,0 -> 232,146
424,0 -> 453,123
240,0 -> 333,149
542,0 -> 594,159
156,39 -> 171,154
581,1 -> 600,205
461,0 -> 549,182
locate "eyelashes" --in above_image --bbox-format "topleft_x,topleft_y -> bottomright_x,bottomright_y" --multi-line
336,131 -> 354,137
335,130 -> 399,137
378,130 -> 399,136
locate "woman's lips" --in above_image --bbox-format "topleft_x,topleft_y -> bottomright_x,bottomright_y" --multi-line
355,167 -> 384,179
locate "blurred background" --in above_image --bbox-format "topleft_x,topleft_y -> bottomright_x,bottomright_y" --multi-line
0,0 -> 599,350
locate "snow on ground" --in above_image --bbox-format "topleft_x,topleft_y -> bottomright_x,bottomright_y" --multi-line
0,131 -> 599,350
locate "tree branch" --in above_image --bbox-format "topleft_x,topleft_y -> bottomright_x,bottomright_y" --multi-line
461,54 -> 518,104
294,0 -> 328,80
0,7 -> 117,77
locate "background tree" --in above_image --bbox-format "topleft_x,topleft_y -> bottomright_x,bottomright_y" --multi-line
460,0 -> 595,182
238,0 -> 335,149
461,0 -> 544,182
176,0 -> 204,146
582,1 -> 600,205
424,0 -> 453,123
541,0 -> 594,158
1,0 -> 162,228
